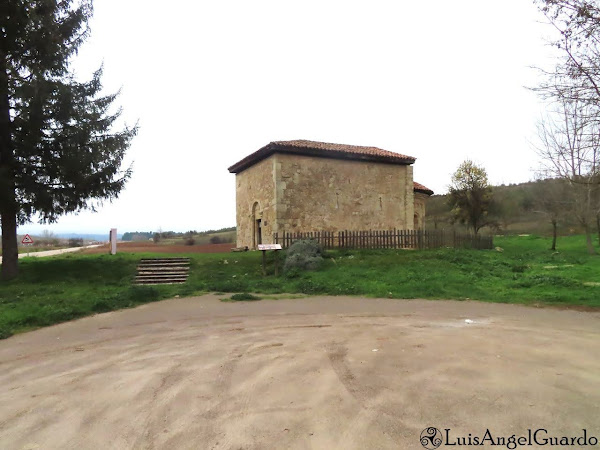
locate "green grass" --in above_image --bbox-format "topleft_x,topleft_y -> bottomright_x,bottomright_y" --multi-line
0,253 -> 206,339
1,234 -> 599,339
187,234 -> 600,307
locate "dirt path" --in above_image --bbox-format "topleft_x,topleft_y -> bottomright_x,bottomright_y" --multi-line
0,296 -> 599,449
0,245 -> 102,263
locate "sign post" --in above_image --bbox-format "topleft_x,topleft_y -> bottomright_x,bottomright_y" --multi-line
257,244 -> 282,276
21,234 -> 34,257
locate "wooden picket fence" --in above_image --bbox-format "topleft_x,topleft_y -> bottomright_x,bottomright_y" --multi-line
274,229 -> 493,250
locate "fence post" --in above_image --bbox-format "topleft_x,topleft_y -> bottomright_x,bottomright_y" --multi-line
275,229 -> 492,251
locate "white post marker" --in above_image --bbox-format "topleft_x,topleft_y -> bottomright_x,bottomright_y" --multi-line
109,228 -> 117,255
21,234 -> 34,257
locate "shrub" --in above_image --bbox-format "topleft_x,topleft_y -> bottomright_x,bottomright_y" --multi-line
0,326 -> 13,340
209,236 -> 222,244
68,238 -> 84,247
284,239 -> 324,273
184,236 -> 196,246
230,293 -> 261,301
511,264 -> 528,273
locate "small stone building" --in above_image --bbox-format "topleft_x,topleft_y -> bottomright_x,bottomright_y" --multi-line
228,140 -> 433,248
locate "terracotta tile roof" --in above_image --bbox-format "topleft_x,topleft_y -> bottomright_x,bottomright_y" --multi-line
413,181 -> 433,195
228,139 -> 416,173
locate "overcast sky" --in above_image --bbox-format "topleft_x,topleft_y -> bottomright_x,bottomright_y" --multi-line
21,0 -> 559,235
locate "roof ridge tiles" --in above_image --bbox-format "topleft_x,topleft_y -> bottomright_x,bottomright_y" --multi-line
413,181 -> 434,195
228,139 -> 416,173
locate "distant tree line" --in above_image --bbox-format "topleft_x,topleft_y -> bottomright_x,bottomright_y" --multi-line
195,226 -> 236,235
121,231 -> 154,241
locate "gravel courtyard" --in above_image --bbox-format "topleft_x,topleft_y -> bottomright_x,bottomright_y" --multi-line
0,295 -> 598,449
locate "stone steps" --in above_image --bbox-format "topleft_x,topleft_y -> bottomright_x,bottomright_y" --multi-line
134,258 -> 190,285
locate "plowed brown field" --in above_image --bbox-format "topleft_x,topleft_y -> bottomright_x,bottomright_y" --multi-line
81,241 -> 233,254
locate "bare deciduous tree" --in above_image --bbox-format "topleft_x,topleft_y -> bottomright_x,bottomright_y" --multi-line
535,99 -> 600,254
531,179 -> 570,250
535,1 -> 600,108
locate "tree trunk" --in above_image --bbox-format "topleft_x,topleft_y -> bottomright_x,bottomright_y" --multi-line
597,213 -> 600,246
584,225 -> 596,255
1,210 -> 18,280
0,49 -> 19,279
551,220 -> 557,251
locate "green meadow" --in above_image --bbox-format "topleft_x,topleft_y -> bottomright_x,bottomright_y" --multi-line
0,234 -> 598,339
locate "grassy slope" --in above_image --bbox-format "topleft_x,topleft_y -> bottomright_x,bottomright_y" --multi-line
0,235 -> 598,338
190,234 -> 600,305
156,230 -> 236,246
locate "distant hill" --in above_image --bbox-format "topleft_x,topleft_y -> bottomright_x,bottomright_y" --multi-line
426,179 -> 586,236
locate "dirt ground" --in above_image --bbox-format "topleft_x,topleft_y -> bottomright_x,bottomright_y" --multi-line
81,242 -> 233,254
0,296 -> 599,450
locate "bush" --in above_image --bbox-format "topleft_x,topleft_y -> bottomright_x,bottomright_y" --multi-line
0,326 -> 13,340
284,239 -> 324,273
230,293 -> 261,301
68,238 -> 84,247
511,264 -> 528,273
184,236 -> 196,246
209,236 -> 222,244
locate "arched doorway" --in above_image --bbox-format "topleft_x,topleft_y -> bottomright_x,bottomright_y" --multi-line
414,213 -> 420,230
252,202 -> 262,248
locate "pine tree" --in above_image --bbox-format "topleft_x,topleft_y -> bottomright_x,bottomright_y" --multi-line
0,0 -> 136,279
